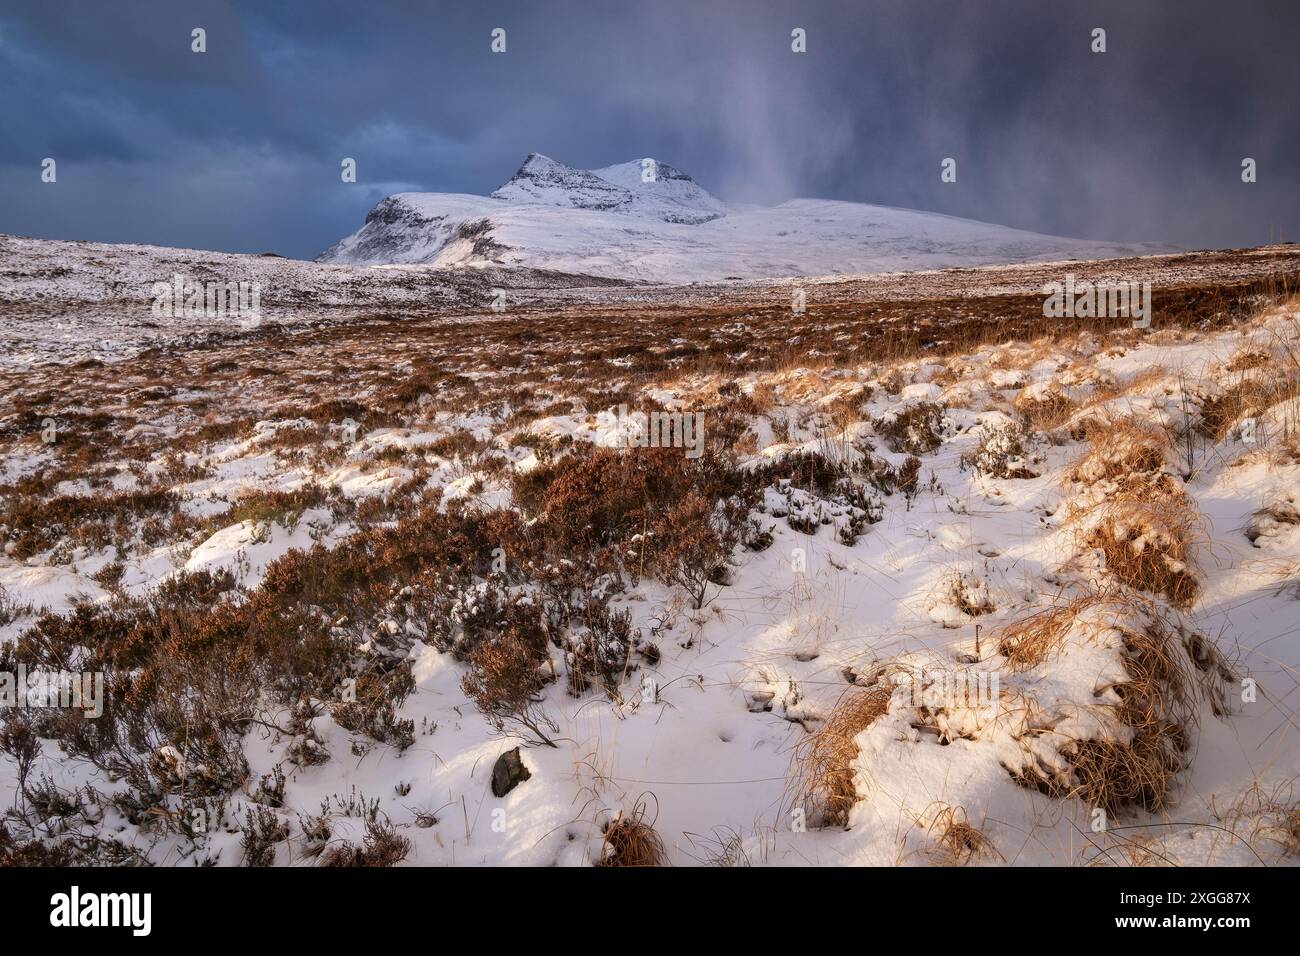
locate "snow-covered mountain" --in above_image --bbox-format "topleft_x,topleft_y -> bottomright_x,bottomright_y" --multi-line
318,154 -> 1168,282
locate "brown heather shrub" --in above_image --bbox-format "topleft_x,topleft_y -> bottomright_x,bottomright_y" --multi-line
1,499 -> 542,837
566,602 -> 637,698
216,483 -> 336,532
511,448 -> 680,553
1,488 -> 187,560
874,401 -> 946,455
4,591 -> 262,807
512,445 -> 757,569
751,448 -> 846,497
330,665 -> 416,751
895,455 -> 922,498
426,430 -> 488,460
653,489 -> 735,610
319,817 -> 411,867
241,806 -> 290,867
461,625 -> 559,748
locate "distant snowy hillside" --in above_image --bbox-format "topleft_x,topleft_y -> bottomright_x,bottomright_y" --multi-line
318,154 -> 1170,282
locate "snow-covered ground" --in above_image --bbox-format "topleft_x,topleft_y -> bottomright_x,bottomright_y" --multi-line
318,153 -> 1172,282
5,232 -> 1296,373
2,248 -> 1297,865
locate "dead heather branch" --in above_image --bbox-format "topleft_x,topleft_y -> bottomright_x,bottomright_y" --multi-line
460,629 -> 560,748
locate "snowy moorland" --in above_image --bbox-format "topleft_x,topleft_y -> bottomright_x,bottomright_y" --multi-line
0,240 -> 1298,867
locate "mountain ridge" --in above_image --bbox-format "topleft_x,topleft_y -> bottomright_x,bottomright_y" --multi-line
318,155 -> 1172,282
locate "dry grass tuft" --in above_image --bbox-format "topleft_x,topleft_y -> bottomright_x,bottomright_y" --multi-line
1245,496 -> 1300,544
1068,415 -> 1172,489
682,826 -> 752,867
996,593 -> 1102,670
1198,378 -> 1276,441
1084,494 -> 1203,607
594,797 -> 668,867
790,682 -> 894,828
1285,807 -> 1300,853
1210,780 -> 1300,860
1008,597 -> 1201,813
925,805 -> 1003,865
1015,387 -> 1077,433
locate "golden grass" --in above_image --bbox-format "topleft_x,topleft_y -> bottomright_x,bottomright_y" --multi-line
1213,780 -> 1300,859
924,805 -> 1004,865
1015,386 -> 1077,433
1067,415 -> 1172,488
1002,594 -> 1202,813
790,682 -> 894,828
1084,493 -> 1204,608
1198,378 -> 1276,442
594,798 -> 668,867
996,593 -> 1103,670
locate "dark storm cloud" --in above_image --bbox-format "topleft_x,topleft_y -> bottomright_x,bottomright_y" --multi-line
1,0 -> 1296,259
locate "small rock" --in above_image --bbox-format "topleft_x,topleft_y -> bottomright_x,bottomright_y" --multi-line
491,747 -> 531,797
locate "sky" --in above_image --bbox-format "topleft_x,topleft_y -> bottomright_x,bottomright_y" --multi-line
1,0 -> 1297,261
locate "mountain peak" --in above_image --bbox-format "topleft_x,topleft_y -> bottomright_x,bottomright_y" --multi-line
593,158 -> 695,185
589,158 -> 724,223
488,154 -> 724,223
491,154 -> 631,211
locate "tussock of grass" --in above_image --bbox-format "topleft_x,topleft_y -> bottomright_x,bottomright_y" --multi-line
790,682 -> 894,828
1198,379 -> 1276,441
1067,416 -> 1172,489
1083,493 -> 1204,607
925,805 -> 1003,865
997,594 -> 1103,670
874,401 -> 946,455
594,798 -> 668,867
1246,496 -> 1300,544
1002,595 -> 1208,814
